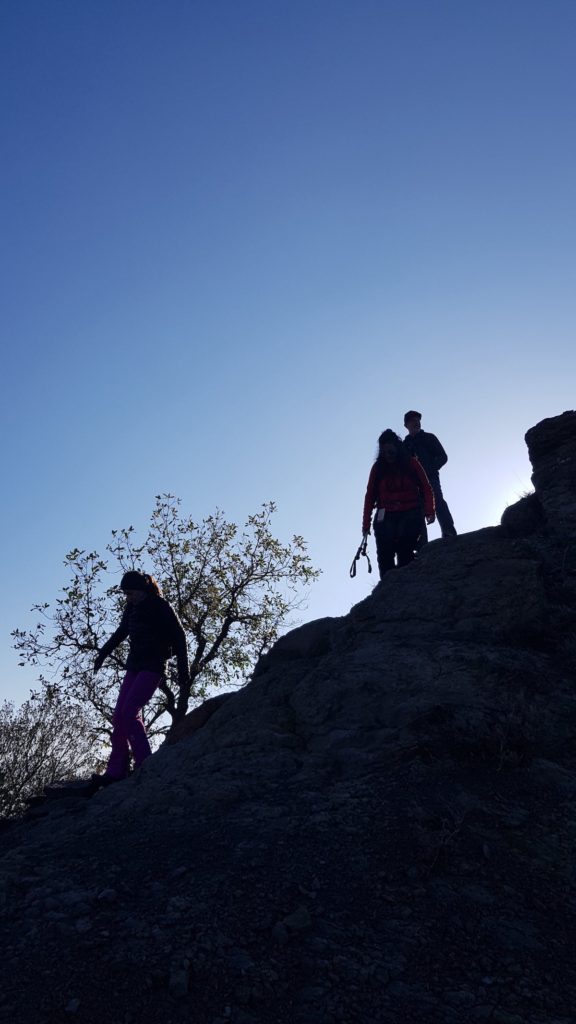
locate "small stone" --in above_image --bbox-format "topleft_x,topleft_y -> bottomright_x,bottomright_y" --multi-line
296,985 -> 328,1003
271,922 -> 289,945
234,984 -> 252,1004
148,969 -> 167,989
97,889 -> 118,903
283,905 -> 312,931
306,936 -> 329,952
445,991 -> 475,1007
168,963 -> 189,997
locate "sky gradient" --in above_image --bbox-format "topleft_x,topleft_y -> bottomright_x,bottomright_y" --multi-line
2,0 -> 575,703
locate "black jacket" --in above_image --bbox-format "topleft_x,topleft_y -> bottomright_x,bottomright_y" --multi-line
98,595 -> 189,678
403,429 -> 448,477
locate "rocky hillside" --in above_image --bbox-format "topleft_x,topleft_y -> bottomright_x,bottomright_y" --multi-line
1,411 -> 576,1024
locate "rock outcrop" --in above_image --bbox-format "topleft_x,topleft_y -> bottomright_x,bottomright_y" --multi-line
1,411 -> 576,1024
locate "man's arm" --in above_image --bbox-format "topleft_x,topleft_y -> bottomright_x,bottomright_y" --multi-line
427,433 -> 448,471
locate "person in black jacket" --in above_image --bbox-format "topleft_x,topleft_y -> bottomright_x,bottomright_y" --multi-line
403,410 -> 457,539
93,570 -> 189,785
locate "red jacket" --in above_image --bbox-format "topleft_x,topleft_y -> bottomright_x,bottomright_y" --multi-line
363,457 -> 435,533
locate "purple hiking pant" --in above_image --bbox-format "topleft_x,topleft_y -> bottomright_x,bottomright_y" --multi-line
105,670 -> 163,780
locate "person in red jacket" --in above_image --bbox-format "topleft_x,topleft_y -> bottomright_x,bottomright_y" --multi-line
363,429 -> 435,579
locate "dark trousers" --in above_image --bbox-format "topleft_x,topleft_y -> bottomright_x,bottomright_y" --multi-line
419,474 -> 456,542
373,507 -> 423,580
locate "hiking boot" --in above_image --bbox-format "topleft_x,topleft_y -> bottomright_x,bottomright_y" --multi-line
81,774 -> 106,796
90,773 -> 122,790
101,774 -> 122,787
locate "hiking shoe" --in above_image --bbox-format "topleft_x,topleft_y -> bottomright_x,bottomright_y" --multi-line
80,774 -> 106,796
90,773 -> 120,789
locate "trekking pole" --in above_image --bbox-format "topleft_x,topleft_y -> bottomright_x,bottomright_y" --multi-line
350,533 -> 372,578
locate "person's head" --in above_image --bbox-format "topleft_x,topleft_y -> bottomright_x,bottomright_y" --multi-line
120,571 -> 161,604
377,428 -> 403,465
404,410 -> 422,436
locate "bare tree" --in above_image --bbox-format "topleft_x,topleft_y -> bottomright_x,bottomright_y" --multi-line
0,692 -> 96,818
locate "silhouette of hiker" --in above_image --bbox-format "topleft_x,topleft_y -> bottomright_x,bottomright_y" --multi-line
402,410 -> 457,540
363,429 -> 435,580
92,571 -> 189,788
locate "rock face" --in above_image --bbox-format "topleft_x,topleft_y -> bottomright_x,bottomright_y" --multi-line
525,409 -> 576,530
1,411 -> 576,1024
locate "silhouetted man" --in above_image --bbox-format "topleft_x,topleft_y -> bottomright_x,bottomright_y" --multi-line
403,410 -> 457,539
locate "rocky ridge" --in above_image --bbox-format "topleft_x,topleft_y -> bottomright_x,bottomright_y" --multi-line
1,411 -> 576,1024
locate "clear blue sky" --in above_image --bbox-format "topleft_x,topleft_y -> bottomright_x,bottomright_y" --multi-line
1,0 -> 575,704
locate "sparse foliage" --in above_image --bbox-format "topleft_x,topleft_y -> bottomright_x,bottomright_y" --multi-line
0,692 -> 96,818
12,497 -> 320,743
